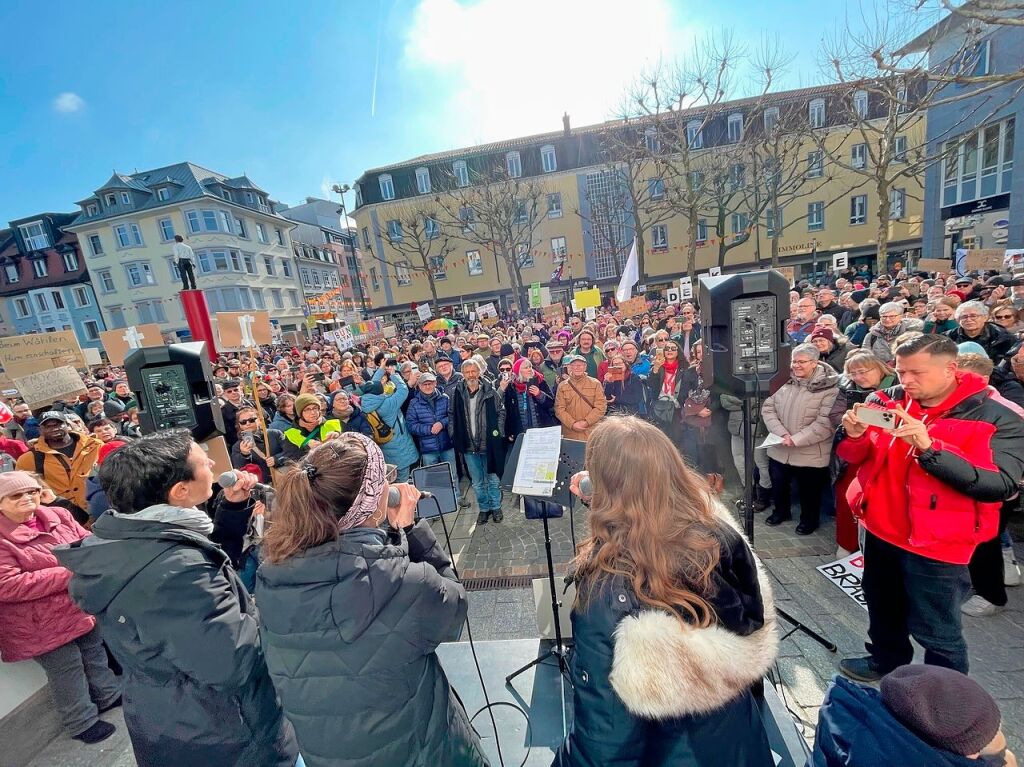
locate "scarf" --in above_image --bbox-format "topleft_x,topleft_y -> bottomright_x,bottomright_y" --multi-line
661,358 -> 679,397
335,432 -> 388,531
115,503 -> 214,536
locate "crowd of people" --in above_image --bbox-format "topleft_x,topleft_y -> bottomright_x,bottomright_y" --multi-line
0,261 -> 1022,766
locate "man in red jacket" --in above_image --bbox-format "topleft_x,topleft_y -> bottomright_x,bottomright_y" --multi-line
836,334 -> 1024,681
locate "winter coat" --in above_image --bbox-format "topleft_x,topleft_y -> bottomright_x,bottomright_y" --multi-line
449,379 -> 507,474
556,506 -> 777,767
809,676 -> 977,767
407,389 -> 454,454
861,320 -> 915,363
602,372 -> 648,417
435,370 -> 464,397
541,358 -> 563,390
821,340 -> 849,375
85,476 -> 111,521
4,416 -> 39,443
0,505 -> 94,662
0,436 -> 29,462
54,512 -> 298,767
554,374 -> 607,441
269,410 -> 293,432
230,428 -> 286,482
256,521 -> 487,767
845,321 -> 872,347
16,432 -> 103,513
359,367 -> 420,470
946,321 -> 1021,365
569,346 -> 606,378
503,377 -> 555,441
836,371 -> 1024,564
761,362 -> 840,468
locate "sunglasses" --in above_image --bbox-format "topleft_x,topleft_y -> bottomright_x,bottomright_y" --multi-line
994,314 -> 1014,320
238,417 -> 258,425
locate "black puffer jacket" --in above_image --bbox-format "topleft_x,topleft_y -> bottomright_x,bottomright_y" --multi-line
256,521 -> 488,767
555,508 -> 778,766
946,322 -> 1020,365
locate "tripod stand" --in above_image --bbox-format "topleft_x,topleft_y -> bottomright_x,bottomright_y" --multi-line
506,507 -> 573,688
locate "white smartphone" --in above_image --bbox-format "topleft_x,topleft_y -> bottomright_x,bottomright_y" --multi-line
854,404 -> 899,431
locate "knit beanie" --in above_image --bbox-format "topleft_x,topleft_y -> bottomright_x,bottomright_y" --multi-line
881,665 -> 1001,756
0,471 -> 41,500
294,393 -> 321,418
861,305 -> 880,321
957,341 -> 988,357
500,343 -> 515,358
97,441 -> 127,466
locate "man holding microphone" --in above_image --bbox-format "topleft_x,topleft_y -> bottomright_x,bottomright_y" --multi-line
836,335 -> 1024,682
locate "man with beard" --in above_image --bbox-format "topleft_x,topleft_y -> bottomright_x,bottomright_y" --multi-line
4,401 -> 39,443
449,359 -> 507,524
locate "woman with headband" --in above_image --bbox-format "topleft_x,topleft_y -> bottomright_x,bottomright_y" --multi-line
256,433 -> 488,767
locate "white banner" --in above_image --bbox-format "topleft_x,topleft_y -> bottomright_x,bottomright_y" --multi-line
416,303 -> 432,322
477,302 -> 497,319
816,552 -> 867,611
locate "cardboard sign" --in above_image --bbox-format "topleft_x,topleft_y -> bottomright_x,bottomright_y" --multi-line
383,325 -> 398,338
917,258 -> 951,274
816,552 -> 867,611
618,296 -> 648,318
584,306 -> 597,321
283,330 -> 305,348
964,249 -> 1005,272
217,312 -> 273,348
83,347 -> 103,367
0,330 -> 86,377
481,316 -> 500,327
541,303 -> 565,324
573,287 -> 601,309
11,365 -> 88,410
99,324 -> 165,366
416,303 -> 432,322
200,436 -> 233,480
477,302 -> 497,319
775,266 -> 796,285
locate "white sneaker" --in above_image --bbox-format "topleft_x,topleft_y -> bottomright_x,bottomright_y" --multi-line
1004,548 -> 1021,587
961,595 -> 1004,617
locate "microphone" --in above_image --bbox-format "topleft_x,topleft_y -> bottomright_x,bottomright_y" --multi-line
579,474 -> 593,498
387,485 -> 433,508
218,470 -> 273,500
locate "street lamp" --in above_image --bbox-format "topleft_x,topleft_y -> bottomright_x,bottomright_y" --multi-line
332,183 -> 369,320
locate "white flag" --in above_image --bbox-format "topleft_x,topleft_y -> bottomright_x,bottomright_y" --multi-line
616,238 -> 639,302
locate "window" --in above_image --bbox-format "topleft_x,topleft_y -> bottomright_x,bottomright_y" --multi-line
809,98 -> 826,128
186,210 -> 201,233
696,219 -> 708,243
954,40 -> 990,78
85,233 -> 103,257
893,135 -> 908,162
806,150 -> 824,178
252,290 -> 265,311
644,127 -> 660,153
288,289 -> 300,307
135,299 -> 166,324
763,107 -> 779,133
5,262 -> 20,283
515,200 -> 528,224
107,306 -> 125,328
72,286 -> 91,308
243,253 -> 256,274
766,208 -> 783,238
97,269 -> 115,293
648,178 -> 665,200
234,217 -> 248,238
81,320 -> 100,342
120,191 -> 131,205
395,261 -> 411,286
850,194 -> 867,225
807,201 -> 824,231
414,166 -> 431,195
506,151 -> 522,178
51,290 -> 65,310
466,250 -> 483,276
124,261 -> 155,287
370,268 -> 380,291
729,163 -> 745,190
281,259 -> 292,278
889,188 -> 906,219
895,85 -> 907,114
853,90 -> 868,118
516,244 -> 534,268
727,113 -> 743,143
167,257 -> 180,281
159,217 -> 175,242
19,221 -> 50,251
271,289 -> 283,310
942,118 -> 1015,205
547,192 -> 562,218
453,160 -> 469,188
113,222 -> 143,247
379,174 -> 395,200
59,250 -> 78,272
362,227 -> 371,248
13,297 -> 30,318
275,228 -> 285,246
86,203 -> 98,216
686,121 -> 703,149
245,192 -> 255,204
156,187 -> 171,201
551,236 -> 567,258
33,294 -> 48,313
105,193 -> 117,206
386,219 -> 403,242
459,206 -> 475,232
541,145 -> 557,173
256,223 -> 268,243
731,212 -> 748,234
424,216 -> 440,239
429,256 -> 446,280
851,143 -> 867,169
263,256 -> 275,276
32,259 -> 48,278
651,224 -> 668,251
221,189 -> 232,201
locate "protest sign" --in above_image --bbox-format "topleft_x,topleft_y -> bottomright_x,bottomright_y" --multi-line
775,266 -> 796,285
529,282 -> 543,309
477,302 -> 497,319
816,552 -> 867,611
83,347 -> 103,367
0,330 -> 86,377
709,266 -> 723,277
679,277 -> 693,301
217,312 -> 273,348
584,306 -> 597,321
382,325 -> 398,338
416,303 -> 432,322
283,330 -> 305,348
964,248 -> 1006,272
99,324 -> 165,366
481,316 -> 500,327
573,287 -> 601,309
917,258 -> 950,274
335,326 -> 355,352
832,251 -> 849,270
666,288 -> 681,304
11,366 -> 88,410
617,296 -> 647,318
541,303 -> 565,324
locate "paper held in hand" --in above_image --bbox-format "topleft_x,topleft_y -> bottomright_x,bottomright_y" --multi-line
512,426 -> 562,497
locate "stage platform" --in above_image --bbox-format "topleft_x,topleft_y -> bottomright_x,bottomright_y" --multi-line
437,638 -> 811,767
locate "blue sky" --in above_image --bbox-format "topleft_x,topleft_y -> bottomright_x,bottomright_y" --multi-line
0,0 -> 876,221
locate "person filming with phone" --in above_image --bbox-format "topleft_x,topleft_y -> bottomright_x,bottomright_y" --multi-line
835,334 -> 1024,684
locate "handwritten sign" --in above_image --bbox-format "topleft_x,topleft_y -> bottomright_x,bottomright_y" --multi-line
617,296 -> 648,318
334,326 -> 355,352
477,302 -> 497,319
99,324 -> 165,366
917,258 -> 951,274
217,311 -> 273,349
964,249 -> 1005,272
11,366 -> 88,410
816,552 -> 867,611
416,303 -> 432,322
0,330 -> 86,377
541,303 -> 565,324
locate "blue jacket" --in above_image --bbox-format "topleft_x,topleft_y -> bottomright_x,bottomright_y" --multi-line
269,411 -> 292,432
406,390 -> 453,455
85,475 -> 110,521
809,676 -> 978,767
359,368 -> 420,469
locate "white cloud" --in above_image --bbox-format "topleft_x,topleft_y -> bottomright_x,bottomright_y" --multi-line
53,92 -> 85,113
402,0 -> 691,145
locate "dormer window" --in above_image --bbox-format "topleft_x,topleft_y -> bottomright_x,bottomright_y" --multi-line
379,174 -> 395,200
86,203 -> 98,216
19,221 -> 50,251
120,191 -> 131,205
221,189 -> 231,200
157,187 -> 171,201
105,194 -> 117,206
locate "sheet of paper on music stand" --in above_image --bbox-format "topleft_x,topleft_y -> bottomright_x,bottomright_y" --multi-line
512,426 -> 562,497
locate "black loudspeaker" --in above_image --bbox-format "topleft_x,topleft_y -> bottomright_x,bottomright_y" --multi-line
698,270 -> 792,397
124,342 -> 224,441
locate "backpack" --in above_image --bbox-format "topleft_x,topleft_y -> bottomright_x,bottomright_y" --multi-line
365,411 -> 395,445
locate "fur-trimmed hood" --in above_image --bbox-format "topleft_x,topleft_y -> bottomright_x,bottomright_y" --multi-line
608,501 -> 779,720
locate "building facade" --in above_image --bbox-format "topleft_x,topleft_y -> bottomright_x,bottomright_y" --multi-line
353,84 -> 926,315
908,14 -> 1022,260
0,213 -> 106,349
65,163 -> 306,337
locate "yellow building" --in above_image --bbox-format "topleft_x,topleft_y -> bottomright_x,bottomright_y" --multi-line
65,162 -> 308,336
353,84 -> 924,314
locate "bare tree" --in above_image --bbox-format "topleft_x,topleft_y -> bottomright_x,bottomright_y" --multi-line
371,203 -> 455,309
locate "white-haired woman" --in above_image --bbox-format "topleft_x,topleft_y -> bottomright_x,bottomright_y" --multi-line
862,302 -> 915,363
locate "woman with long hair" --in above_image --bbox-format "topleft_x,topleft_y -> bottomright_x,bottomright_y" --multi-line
646,339 -> 686,447
556,417 -> 778,767
255,434 -> 487,767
